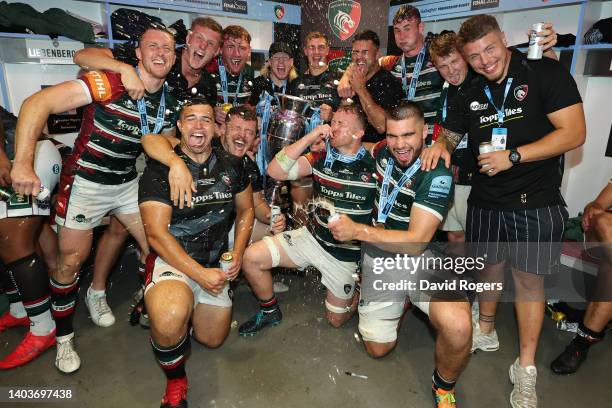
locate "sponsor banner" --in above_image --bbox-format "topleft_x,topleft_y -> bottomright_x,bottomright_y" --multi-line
471,0 -> 499,11
389,0 -> 581,23
96,0 -> 299,24
222,0 -> 248,14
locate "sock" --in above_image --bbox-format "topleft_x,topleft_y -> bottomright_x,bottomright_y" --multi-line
1,261 -> 26,318
88,287 -> 105,298
259,295 -> 278,313
432,369 -> 456,391
573,323 -> 604,351
151,335 -> 191,380
7,254 -> 55,335
50,276 -> 80,337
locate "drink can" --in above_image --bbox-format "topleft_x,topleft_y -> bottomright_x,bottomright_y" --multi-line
479,141 -> 495,155
528,22 -> 545,60
36,185 -> 50,201
220,252 -> 233,278
270,205 -> 281,228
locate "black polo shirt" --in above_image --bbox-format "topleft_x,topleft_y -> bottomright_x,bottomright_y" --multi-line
139,145 -> 250,265
443,49 -> 582,210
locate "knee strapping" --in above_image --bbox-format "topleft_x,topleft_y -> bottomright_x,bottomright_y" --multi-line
263,236 -> 280,267
325,299 -> 353,314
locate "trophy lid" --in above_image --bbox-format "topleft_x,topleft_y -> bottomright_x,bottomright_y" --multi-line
278,94 -> 310,114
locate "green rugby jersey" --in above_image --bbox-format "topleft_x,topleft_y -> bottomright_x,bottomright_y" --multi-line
372,141 -> 453,231
380,49 -> 444,138
210,57 -> 255,107
307,149 -> 377,262
67,70 -> 178,185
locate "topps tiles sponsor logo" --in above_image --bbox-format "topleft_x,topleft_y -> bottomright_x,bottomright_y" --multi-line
479,107 -> 523,124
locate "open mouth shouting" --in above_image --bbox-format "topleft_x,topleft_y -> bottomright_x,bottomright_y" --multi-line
188,131 -> 208,150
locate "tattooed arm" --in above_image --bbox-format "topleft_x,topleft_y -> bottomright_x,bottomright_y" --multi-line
420,126 -> 464,171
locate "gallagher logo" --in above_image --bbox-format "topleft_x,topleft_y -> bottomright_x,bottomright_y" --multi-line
274,5 -> 284,20
328,0 -> 361,41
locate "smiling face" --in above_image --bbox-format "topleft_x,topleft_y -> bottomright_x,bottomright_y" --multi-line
223,115 -> 257,157
462,30 -> 510,83
184,24 -> 222,71
351,40 -> 378,77
178,104 -> 215,158
304,37 -> 329,70
393,17 -> 424,56
386,117 -> 428,167
221,35 -> 251,76
432,50 -> 469,86
136,29 -> 176,79
329,110 -> 364,150
269,52 -> 293,81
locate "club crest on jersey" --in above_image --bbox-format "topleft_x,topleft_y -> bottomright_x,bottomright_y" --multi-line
221,174 -> 231,186
328,0 -> 361,41
514,85 -> 528,101
360,172 -> 371,183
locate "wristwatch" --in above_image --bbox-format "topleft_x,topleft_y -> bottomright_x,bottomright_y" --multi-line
509,149 -> 521,165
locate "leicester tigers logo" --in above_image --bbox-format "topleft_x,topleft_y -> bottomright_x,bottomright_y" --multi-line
328,0 -> 361,41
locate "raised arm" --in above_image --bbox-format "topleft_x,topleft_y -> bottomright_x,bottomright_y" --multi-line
348,66 -> 387,134
74,47 -> 145,99
11,81 -> 91,195
267,124 -> 330,181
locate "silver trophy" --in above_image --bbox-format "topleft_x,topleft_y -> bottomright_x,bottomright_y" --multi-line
265,94 -> 310,206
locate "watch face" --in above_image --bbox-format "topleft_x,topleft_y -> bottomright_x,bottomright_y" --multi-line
510,151 -> 520,163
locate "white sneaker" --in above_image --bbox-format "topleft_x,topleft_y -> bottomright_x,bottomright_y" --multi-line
509,358 -> 538,408
471,319 -> 499,353
273,281 -> 289,293
55,333 -> 81,373
85,288 -> 115,327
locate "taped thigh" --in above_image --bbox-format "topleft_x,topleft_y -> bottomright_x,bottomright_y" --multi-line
358,301 -> 405,343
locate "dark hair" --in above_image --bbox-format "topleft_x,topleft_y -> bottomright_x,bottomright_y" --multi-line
223,25 -> 251,44
138,26 -> 175,46
393,5 -> 421,26
387,101 -> 424,123
458,14 -> 501,48
191,17 -> 222,36
305,31 -> 329,46
226,105 -> 257,124
335,101 -> 367,130
429,32 -> 459,61
178,96 -> 212,118
352,30 -> 380,49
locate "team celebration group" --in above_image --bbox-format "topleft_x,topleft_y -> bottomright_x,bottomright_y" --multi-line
1,4 -> 610,408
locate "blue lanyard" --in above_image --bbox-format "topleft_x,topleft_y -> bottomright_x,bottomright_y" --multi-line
483,77 -> 513,127
218,57 -> 244,105
401,45 -> 427,101
306,107 -> 322,134
136,67 -> 167,135
323,140 -> 366,169
256,91 -> 274,176
377,156 -> 421,224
